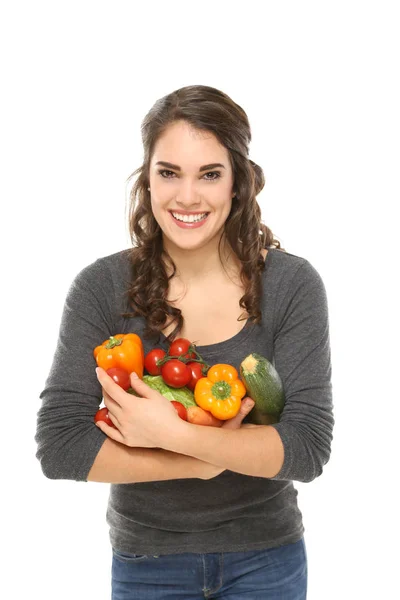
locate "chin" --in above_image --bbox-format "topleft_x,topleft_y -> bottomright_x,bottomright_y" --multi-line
171,238 -> 209,251
162,231 -> 210,250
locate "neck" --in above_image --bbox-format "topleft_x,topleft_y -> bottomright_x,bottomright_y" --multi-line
162,234 -> 241,285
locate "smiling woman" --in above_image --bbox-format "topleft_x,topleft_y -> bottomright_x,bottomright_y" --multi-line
123,87 -> 285,344
35,84 -> 334,600
148,120 -> 236,249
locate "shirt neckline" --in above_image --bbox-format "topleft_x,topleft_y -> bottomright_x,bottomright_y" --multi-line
159,248 -> 274,355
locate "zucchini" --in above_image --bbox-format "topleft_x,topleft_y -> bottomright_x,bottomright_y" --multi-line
240,353 -> 285,425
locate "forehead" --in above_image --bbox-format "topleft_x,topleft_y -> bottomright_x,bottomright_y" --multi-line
152,121 -> 229,165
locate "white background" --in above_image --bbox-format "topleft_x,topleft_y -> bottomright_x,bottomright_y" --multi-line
1,1 -> 399,598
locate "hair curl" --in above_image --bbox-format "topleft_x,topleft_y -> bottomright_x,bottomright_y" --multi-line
121,85 -> 286,343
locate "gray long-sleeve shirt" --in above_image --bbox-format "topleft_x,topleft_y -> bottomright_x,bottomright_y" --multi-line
35,247 -> 334,555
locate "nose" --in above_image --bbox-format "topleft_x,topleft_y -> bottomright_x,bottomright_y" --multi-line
175,179 -> 202,208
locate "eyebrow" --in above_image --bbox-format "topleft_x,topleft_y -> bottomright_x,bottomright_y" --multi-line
155,161 -> 226,172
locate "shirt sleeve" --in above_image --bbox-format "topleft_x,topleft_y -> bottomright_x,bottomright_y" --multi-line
34,259 -> 114,481
268,259 -> 335,483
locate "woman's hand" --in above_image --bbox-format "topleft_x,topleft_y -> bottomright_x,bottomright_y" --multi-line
95,368 -> 185,448
197,396 -> 255,479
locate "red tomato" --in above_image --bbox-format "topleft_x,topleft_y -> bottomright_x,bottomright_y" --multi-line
106,367 -> 131,390
161,359 -> 192,388
144,348 -> 167,375
94,407 -> 117,429
169,338 -> 196,360
186,362 -> 205,391
170,401 -> 188,421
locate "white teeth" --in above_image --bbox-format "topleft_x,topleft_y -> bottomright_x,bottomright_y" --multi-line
172,212 -> 208,223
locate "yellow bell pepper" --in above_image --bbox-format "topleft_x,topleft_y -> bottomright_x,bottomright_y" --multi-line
194,364 -> 246,420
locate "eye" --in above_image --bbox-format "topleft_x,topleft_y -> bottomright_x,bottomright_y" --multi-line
203,171 -> 221,181
157,169 -> 221,181
158,169 -> 175,178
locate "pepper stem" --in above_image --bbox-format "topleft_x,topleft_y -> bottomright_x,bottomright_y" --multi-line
211,380 -> 232,400
105,336 -> 123,349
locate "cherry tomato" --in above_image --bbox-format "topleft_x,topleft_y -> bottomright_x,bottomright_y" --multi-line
170,401 -> 188,421
144,348 -> 167,375
106,367 -> 131,390
94,407 -> 117,429
161,359 -> 192,388
186,362 -> 205,391
169,338 -> 196,360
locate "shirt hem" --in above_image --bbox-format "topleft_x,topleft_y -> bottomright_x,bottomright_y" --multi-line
110,526 -> 305,556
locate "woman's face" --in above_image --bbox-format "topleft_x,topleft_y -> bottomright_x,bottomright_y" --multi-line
148,120 -> 235,252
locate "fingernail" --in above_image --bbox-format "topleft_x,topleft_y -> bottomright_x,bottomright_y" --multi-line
245,400 -> 255,409
131,371 -> 139,379
95,367 -> 100,376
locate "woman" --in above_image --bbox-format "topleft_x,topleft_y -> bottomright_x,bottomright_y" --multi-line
35,85 -> 334,599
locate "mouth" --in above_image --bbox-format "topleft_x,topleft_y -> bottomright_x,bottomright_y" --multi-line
169,210 -> 210,228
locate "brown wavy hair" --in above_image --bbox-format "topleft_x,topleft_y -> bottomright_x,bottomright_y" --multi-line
121,84 -> 286,343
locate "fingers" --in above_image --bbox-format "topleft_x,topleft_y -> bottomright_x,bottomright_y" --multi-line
96,367 -> 127,407
128,372 -> 162,400
103,388 -> 123,422
222,397 -> 255,430
103,398 -> 122,429
95,417 -> 124,444
240,397 -> 255,415
95,367 -> 125,429
128,372 -> 152,396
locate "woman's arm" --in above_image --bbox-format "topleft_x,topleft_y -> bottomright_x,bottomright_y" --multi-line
87,437 -> 220,483
92,359 -> 283,479
161,422 -> 285,479
88,390 -> 257,483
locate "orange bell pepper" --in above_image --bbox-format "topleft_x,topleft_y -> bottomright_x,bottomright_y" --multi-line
93,333 -> 144,379
194,364 -> 246,420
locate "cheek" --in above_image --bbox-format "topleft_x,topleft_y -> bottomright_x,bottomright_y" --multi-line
150,197 -> 163,216
221,197 -> 233,217
150,198 -> 172,234
149,199 -> 163,228
150,185 -> 170,208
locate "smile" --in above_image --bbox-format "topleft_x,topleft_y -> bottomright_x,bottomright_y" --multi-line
171,211 -> 208,222
169,211 -> 210,228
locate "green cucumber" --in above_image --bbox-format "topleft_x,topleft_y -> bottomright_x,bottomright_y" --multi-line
240,353 -> 285,425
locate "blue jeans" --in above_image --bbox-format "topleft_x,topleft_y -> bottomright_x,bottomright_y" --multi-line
111,537 -> 307,599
